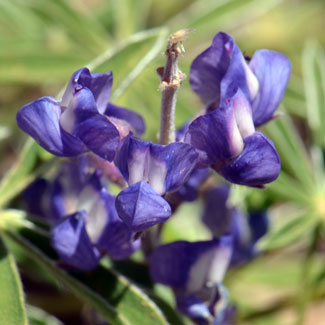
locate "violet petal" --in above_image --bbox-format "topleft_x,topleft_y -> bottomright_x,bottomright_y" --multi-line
105,103 -> 145,135
190,32 -> 234,106
149,238 -> 232,289
76,114 -> 120,161
97,192 -> 140,259
115,181 -> 171,232
184,104 -> 243,167
217,131 -> 281,186
202,185 -> 236,237
249,50 -> 291,127
51,211 -> 100,270
16,96 -> 84,156
150,142 -> 199,193
89,71 -> 113,113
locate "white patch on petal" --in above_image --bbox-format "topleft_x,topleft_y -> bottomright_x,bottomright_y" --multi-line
187,248 -> 214,294
234,213 -> 251,246
128,149 -> 149,185
148,156 -> 167,195
228,111 -> 244,158
59,93 -> 80,133
78,186 -> 107,243
243,61 -> 259,100
233,92 -> 255,138
60,83 -> 74,108
206,244 -> 232,284
186,243 -> 232,294
60,105 -> 76,133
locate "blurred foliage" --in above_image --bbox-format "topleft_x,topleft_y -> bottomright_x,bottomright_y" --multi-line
0,0 -> 324,324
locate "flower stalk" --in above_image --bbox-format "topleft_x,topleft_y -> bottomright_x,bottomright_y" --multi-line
158,29 -> 192,145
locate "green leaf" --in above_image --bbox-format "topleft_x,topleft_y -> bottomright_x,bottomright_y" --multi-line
111,0 -> 152,40
264,114 -> 314,190
0,139 -> 57,209
75,266 -> 168,325
267,172 -> 312,206
110,27 -> 168,102
302,39 -> 325,148
0,232 -> 28,325
258,214 -> 316,250
0,139 -> 38,208
2,229 -> 128,325
167,0 -> 284,39
23,0 -> 109,53
1,210 -> 170,325
27,305 -> 64,325
87,27 -> 168,95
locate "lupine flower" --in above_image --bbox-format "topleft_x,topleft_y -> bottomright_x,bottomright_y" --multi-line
114,134 -> 198,231
51,210 -> 102,270
202,184 -> 269,265
185,92 -> 281,187
25,160 -> 140,270
149,237 -> 233,324
185,32 -> 290,187
190,32 -> 291,127
17,68 -> 145,161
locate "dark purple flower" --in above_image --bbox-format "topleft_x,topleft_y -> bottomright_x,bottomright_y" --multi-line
45,162 -> 140,269
115,181 -> 171,232
202,185 -> 235,238
23,178 -> 49,218
150,238 -> 232,289
114,134 -> 198,231
51,211 -> 101,271
149,237 -> 233,324
190,32 -> 291,127
176,290 -> 236,325
202,185 -> 269,266
230,210 -> 268,265
185,90 -> 281,187
17,68 -> 145,161
95,189 -> 141,260
185,32 -> 290,186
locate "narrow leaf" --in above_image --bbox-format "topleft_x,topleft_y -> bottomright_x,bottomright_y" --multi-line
27,305 -> 64,325
0,232 -> 28,325
302,39 -> 325,148
2,230 -> 128,325
75,266 -> 169,325
264,114 -> 314,190
0,139 -> 38,208
258,214 -> 316,250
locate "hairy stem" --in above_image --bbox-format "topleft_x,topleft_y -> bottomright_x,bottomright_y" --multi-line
158,30 -> 191,145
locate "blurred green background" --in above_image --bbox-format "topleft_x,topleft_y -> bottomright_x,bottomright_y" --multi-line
0,0 -> 324,324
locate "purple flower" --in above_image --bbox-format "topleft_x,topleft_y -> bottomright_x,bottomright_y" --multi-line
17,68 -> 145,161
184,32 -> 291,187
28,160 -> 140,270
190,32 -> 291,127
185,85 -> 281,187
202,184 -> 269,266
51,211 -> 101,270
114,134 -> 198,231
149,237 -> 233,324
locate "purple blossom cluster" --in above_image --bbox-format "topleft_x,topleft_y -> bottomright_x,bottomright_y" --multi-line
17,31 -> 290,324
